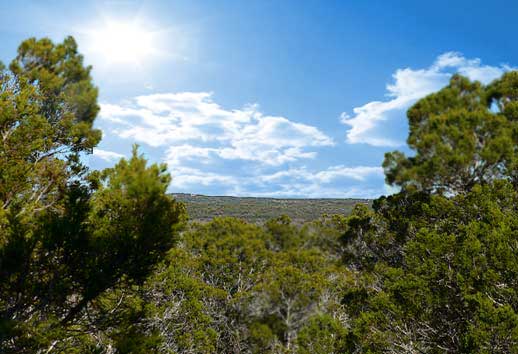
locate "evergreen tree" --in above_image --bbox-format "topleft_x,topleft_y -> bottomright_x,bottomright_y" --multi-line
384,74 -> 518,194
0,38 -> 186,353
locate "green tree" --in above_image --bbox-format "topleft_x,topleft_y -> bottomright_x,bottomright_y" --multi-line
383,74 -> 518,194
344,71 -> 518,353
116,216 -> 351,354
296,314 -> 349,354
250,249 -> 349,353
0,36 -> 101,223
344,182 -> 518,353
127,218 -> 271,353
0,37 -> 186,353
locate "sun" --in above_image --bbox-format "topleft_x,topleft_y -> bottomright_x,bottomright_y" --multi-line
85,19 -> 159,66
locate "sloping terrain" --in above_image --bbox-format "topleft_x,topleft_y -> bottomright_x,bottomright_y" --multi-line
172,193 -> 370,223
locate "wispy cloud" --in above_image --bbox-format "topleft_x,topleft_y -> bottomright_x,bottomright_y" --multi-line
92,148 -> 125,162
171,167 -> 239,189
341,52 -> 513,147
166,165 -> 383,198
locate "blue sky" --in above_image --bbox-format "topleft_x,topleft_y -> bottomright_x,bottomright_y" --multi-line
1,0 -> 517,198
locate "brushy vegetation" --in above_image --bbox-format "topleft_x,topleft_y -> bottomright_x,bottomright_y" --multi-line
173,193 -> 369,223
3,37 -> 518,353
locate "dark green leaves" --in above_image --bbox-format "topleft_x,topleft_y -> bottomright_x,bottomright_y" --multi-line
384,73 -> 518,194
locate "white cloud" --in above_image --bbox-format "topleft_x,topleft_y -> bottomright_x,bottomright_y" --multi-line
100,92 -> 334,166
93,52 -> 513,198
171,167 -> 239,189
92,148 -> 125,162
315,165 -> 383,182
251,185 -> 384,199
167,164 -> 383,198
97,88 -> 405,197
99,93 -> 376,197
260,166 -> 382,184
341,52 -> 513,147
165,144 -> 220,167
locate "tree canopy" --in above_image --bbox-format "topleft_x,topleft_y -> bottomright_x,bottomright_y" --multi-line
384,73 -> 518,194
0,37 -> 186,353
0,37 -> 101,222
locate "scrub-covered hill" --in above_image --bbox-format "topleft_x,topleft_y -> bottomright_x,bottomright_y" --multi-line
172,193 -> 370,223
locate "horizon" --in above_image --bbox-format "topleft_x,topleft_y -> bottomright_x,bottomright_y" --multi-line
170,191 -> 371,200
2,0 -> 517,198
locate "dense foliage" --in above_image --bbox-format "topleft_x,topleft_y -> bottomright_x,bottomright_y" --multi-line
2,37 -> 518,353
383,73 -> 518,195
0,38 -> 186,353
342,184 -> 518,352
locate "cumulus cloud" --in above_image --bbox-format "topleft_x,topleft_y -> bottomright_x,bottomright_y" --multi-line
100,92 -> 334,166
97,92 -> 384,197
93,53 -> 514,198
341,52 -> 513,147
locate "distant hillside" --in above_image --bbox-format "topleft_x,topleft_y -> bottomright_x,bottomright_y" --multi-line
172,193 -> 370,223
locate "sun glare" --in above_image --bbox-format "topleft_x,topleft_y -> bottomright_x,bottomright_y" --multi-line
86,19 -> 159,65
